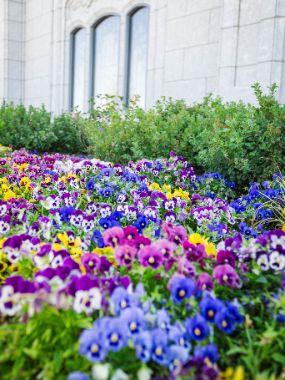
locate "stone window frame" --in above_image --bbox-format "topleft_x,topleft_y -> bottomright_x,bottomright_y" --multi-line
69,25 -> 86,111
89,13 -> 121,104
124,4 -> 150,108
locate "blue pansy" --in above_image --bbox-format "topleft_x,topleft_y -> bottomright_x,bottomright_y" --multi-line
68,372 -> 90,380
228,182 -> 235,190
225,301 -> 243,325
194,342 -> 219,364
79,329 -> 107,363
263,188 -> 278,200
110,211 -> 124,222
99,217 -> 112,230
171,277 -> 196,304
200,296 -> 224,322
137,215 -> 149,230
212,173 -> 220,180
120,307 -> 146,336
184,314 -> 210,341
151,329 -> 170,366
99,186 -> 113,197
86,180 -> 95,191
156,308 -> 171,331
103,317 -> 128,352
110,286 -> 136,314
168,345 -> 189,371
214,308 -> 236,334
133,331 -> 153,363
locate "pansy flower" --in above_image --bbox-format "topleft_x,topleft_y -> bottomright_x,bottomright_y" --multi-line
184,314 -> 210,341
138,246 -> 164,270
79,328 -> 107,363
171,277 -> 196,304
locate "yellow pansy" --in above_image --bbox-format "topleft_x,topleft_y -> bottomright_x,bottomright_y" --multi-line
205,242 -> 217,257
189,233 -> 205,245
57,232 -> 82,250
19,177 -> 31,187
4,190 -> 16,201
1,184 -> 9,191
70,247 -> 83,255
26,183 -> 34,191
0,261 -> 8,273
0,238 -> 7,249
166,192 -> 173,200
58,177 -> 67,183
44,177 -> 51,184
93,247 -> 114,256
70,254 -> 83,265
52,243 -> 63,251
57,232 -> 69,248
219,366 -> 244,380
162,184 -> 172,193
148,183 -> 161,191
282,225 -> 285,232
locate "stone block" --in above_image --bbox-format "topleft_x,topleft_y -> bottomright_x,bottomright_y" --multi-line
260,0 -> 277,19
8,40 -> 22,61
8,78 -> 22,99
186,0 -> 221,15
257,18 -> 275,63
209,7 -> 221,43
26,38 -> 41,61
34,13 -> 52,37
146,68 -> 154,110
206,76 -> 217,95
41,75 -> 50,97
8,60 -> 22,80
25,20 -> 34,41
219,27 -> 238,68
235,65 -> 257,87
221,0 -> 240,28
239,0 -> 261,26
164,49 -> 184,82
166,11 -> 210,51
277,0 -> 285,16
167,0 -> 187,21
154,67 -> 164,101
164,77 -> 206,105
147,9 -> 156,71
256,61 -> 272,86
8,21 -> 22,42
155,7 -> 166,69
237,23 -> 259,66
273,17 -> 285,61
184,42 -> 219,79
8,1 -> 23,23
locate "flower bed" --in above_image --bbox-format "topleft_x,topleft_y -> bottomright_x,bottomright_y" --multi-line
0,145 -> 285,380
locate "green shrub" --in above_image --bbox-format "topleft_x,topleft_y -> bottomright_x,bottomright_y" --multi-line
85,85 -> 285,190
0,102 -> 88,154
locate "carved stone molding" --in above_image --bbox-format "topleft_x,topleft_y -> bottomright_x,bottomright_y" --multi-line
69,0 -> 97,11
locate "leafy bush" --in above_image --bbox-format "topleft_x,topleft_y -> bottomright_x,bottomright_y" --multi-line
0,102 -> 88,154
84,85 -> 285,190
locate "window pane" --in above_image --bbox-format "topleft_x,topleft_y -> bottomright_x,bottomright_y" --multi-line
94,16 -> 120,102
128,7 -> 149,109
72,28 -> 86,112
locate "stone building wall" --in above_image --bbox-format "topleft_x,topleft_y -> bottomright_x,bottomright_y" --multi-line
0,0 -> 285,113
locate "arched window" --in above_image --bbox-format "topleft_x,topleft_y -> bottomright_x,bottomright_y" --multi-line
70,28 -> 86,112
126,7 -> 149,109
91,16 -> 120,103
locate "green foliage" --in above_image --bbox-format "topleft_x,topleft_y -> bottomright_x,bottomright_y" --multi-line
0,307 -> 93,380
85,85 -> 285,190
0,102 -> 89,154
